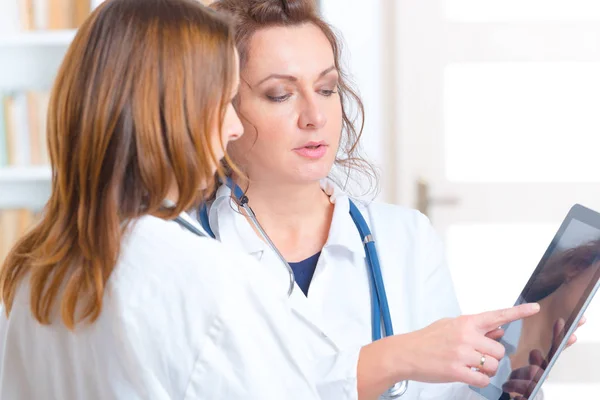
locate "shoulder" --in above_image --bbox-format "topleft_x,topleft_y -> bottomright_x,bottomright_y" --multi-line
353,200 -> 445,262
110,215 -> 271,323
120,215 -> 238,276
99,216 -> 289,387
357,200 -> 435,237
113,214 -> 285,310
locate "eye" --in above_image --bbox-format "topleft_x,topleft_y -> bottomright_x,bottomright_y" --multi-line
267,94 -> 292,102
319,89 -> 338,97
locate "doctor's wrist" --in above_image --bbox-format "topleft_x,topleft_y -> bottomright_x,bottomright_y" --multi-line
357,335 -> 415,399
385,334 -> 417,382
357,336 -> 413,400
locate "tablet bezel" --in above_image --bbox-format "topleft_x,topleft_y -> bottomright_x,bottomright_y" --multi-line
471,203 -> 600,400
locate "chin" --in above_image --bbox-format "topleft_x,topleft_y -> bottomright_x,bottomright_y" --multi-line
290,164 -> 332,184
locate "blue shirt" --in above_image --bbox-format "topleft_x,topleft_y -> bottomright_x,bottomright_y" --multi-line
289,252 -> 321,296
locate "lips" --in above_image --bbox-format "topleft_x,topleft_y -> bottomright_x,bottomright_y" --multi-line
303,144 -> 322,150
293,142 -> 328,159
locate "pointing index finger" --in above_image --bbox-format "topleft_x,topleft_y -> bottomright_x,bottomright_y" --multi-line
476,303 -> 540,331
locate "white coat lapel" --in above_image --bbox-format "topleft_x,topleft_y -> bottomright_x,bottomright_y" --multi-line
258,248 -> 339,349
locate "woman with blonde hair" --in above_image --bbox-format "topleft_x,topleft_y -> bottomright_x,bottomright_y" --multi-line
0,0 -> 323,398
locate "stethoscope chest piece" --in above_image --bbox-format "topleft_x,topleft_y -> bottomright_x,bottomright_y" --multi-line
382,380 -> 409,399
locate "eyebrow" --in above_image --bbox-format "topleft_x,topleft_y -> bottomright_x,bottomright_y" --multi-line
256,65 -> 337,85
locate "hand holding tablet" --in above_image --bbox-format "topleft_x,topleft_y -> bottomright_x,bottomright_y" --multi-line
471,204 -> 600,400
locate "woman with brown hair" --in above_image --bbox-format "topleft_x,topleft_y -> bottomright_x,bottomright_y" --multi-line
199,0 -> 548,399
0,0 -> 324,398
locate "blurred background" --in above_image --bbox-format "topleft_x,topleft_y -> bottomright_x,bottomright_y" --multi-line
0,0 -> 599,398
325,1 -> 600,398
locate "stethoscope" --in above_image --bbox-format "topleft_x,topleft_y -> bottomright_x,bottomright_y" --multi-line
175,179 -> 408,399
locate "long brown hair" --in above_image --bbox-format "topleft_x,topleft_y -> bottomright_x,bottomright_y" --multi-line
0,0 -> 236,329
211,0 -> 379,196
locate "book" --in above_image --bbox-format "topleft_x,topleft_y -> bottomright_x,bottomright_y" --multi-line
0,91 -> 51,167
18,0 -> 35,31
37,91 -> 50,164
0,210 -> 20,265
27,91 -> 42,165
73,0 -> 91,28
3,95 -> 18,166
13,92 -> 31,166
49,0 -> 73,30
0,1 -> 21,34
0,0 -> 92,31
0,209 -> 37,266
0,93 -> 7,167
33,0 -> 49,31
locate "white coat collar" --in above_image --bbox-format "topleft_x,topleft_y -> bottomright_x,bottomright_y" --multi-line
209,185 -> 267,256
207,179 -> 366,259
162,199 -> 212,238
319,179 -> 366,258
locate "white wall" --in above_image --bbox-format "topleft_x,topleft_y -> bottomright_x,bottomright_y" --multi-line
320,0 -> 395,201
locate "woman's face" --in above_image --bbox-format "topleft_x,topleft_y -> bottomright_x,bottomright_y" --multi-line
227,23 -> 343,186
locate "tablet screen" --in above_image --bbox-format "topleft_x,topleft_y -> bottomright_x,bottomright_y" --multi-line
471,205 -> 600,400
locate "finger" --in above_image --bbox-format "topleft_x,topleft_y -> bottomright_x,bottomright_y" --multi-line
486,328 -> 505,341
578,316 -> 587,327
555,318 -> 566,332
507,368 -> 528,381
470,351 -> 499,376
529,349 -> 545,367
475,336 -> 506,361
566,334 -> 578,348
458,367 -> 491,388
508,365 -> 544,382
548,318 -> 566,359
502,379 -> 536,397
476,303 -> 540,331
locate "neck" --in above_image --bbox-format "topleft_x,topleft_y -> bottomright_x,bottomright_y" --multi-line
165,184 -> 179,207
242,179 -> 328,220
235,178 -> 334,262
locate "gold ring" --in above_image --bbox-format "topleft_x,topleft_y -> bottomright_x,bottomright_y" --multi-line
479,354 -> 486,369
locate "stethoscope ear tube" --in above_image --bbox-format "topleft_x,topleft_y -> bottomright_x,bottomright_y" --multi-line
348,200 -> 408,398
174,215 -> 207,238
348,200 -> 394,339
237,201 -> 296,297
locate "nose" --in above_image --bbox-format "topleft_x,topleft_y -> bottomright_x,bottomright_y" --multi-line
226,106 -> 244,143
298,94 -> 327,130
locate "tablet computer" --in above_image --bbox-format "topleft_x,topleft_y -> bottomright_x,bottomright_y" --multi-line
470,203 -> 600,400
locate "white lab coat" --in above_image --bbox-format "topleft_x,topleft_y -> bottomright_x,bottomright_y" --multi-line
206,179 -> 492,400
0,212 -> 326,399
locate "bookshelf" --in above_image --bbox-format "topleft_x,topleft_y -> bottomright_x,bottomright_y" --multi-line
0,167 -> 52,209
0,166 -> 52,182
0,0 -> 100,260
0,29 -> 76,47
